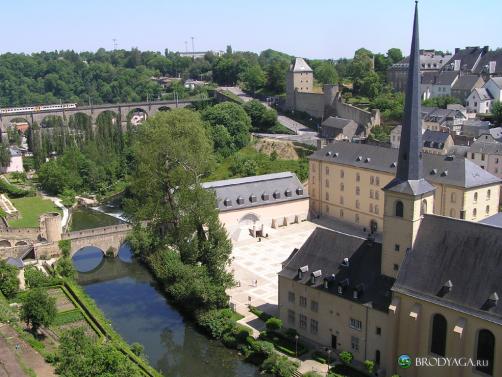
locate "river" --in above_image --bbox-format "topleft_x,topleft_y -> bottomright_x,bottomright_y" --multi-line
71,207 -> 261,377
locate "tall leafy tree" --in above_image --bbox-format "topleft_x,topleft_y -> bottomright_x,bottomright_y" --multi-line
20,288 -> 56,334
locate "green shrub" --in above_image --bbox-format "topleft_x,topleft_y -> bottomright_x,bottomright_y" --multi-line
339,351 -> 353,364
303,372 -> 323,377
24,267 -> 58,288
0,178 -> 34,197
261,353 -> 299,377
196,308 -> 234,339
364,359 -> 375,373
285,328 -> 298,338
53,309 -> 84,326
0,260 -> 19,299
265,317 -> 283,331
250,340 -> 275,357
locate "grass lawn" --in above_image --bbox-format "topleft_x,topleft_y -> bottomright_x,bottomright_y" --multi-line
9,196 -> 61,228
206,146 -> 309,182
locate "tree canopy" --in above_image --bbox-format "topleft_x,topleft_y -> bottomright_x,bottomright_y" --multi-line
20,288 -> 57,333
0,260 -> 19,299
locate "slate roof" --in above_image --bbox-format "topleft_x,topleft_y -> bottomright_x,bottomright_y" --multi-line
394,214 -> 502,324
480,212 -> 502,228
469,140 -> 502,156
489,127 -> 502,141
451,75 -> 483,91
309,142 -> 501,188
421,71 -> 438,85
291,58 -> 313,73
443,46 -> 486,72
473,87 -> 493,101
436,71 -> 458,86
322,117 -> 355,130
6,257 -> 23,269
489,77 -> 502,89
422,130 -> 450,149
421,107 -> 466,124
472,51 -> 502,75
279,227 -> 394,312
320,117 -> 362,140
202,172 -> 307,212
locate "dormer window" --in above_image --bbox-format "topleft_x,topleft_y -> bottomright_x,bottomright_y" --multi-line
236,196 -> 244,205
356,156 -> 362,161
224,198 -> 232,207
262,193 -> 269,201
298,265 -> 308,279
341,257 -> 349,267
273,191 -> 281,199
338,278 -> 349,294
310,270 -> 322,285
285,189 -> 292,197
296,187 -> 304,195
249,194 -> 257,203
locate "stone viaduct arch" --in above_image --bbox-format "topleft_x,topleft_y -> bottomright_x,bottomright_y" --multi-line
62,224 -> 132,257
0,99 -> 201,131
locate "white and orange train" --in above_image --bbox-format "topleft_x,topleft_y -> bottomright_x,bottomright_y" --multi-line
0,103 -> 77,115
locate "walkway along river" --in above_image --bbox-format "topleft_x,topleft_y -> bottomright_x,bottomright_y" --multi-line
71,207 -> 261,377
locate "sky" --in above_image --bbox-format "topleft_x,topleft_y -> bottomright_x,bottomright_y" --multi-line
1,0 -> 501,59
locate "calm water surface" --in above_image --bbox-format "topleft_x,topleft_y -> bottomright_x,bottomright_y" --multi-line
73,210 -> 260,377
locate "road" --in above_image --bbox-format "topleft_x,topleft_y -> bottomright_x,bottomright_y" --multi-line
218,86 -> 319,137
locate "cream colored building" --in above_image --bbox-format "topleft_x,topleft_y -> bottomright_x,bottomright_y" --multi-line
202,172 -> 308,241
279,5 -> 502,377
308,142 -> 500,233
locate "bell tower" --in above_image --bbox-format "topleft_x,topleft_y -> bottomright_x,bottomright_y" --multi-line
381,1 -> 435,278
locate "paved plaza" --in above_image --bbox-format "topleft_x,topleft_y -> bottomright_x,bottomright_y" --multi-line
228,221 -> 318,316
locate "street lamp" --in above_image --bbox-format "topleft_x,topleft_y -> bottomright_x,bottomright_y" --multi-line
295,335 -> 299,357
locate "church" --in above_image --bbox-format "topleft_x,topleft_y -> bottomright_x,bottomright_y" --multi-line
278,3 -> 502,376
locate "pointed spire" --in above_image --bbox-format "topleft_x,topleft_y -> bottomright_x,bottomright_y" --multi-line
383,1 -> 435,196
398,0 -> 422,181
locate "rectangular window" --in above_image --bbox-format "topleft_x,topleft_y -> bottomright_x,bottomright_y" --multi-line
340,196 -> 344,205
376,327 -> 382,335
351,336 -> 359,352
370,190 -> 374,199
288,291 -> 295,303
310,300 -> 319,313
288,309 -> 295,325
370,176 -> 374,185
325,192 -> 329,201
310,319 -> 319,334
299,314 -> 307,329
375,177 -> 380,186
356,186 -> 360,196
375,190 -> 379,200
349,318 -> 362,331
395,244 -> 400,252
325,166 -> 329,175
299,296 -> 307,307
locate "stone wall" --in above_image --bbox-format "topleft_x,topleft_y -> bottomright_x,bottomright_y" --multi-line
291,92 -> 325,118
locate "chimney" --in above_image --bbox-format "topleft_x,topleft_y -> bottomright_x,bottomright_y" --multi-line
489,61 -> 496,75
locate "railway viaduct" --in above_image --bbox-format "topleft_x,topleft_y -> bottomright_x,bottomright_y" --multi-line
0,99 -> 204,130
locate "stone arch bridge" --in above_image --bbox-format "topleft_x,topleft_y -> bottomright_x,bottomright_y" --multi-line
0,99 -> 204,130
62,223 -> 133,257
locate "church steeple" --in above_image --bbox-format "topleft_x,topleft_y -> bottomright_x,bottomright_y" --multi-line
384,1 -> 434,196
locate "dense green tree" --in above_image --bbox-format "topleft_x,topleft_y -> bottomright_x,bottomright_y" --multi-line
422,95 -> 460,109
243,100 -> 277,132
492,101 -> 502,125
313,61 -> 339,85
240,65 -> 266,93
0,260 -> 19,299
56,327 -> 142,377
370,92 -> 404,121
387,48 -> 404,64
0,144 -> 11,168
203,102 -> 252,153
353,71 -> 383,98
20,288 -> 56,334
56,257 -> 77,280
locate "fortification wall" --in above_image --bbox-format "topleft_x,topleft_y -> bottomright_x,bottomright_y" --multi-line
0,228 -> 40,241
293,92 -> 325,118
327,93 -> 381,134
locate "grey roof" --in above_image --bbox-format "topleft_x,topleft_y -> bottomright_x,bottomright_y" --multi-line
421,107 -> 466,124
394,214 -> 502,324
436,71 -> 458,86
392,51 -> 451,71
472,51 -> 502,75
202,172 -> 307,212
320,117 -> 361,139
422,130 -> 450,148
469,140 -> 502,156
421,71 -> 438,85
489,127 -> 502,141
480,212 -> 502,228
309,142 -> 501,188
9,147 -> 22,157
443,46 -> 486,72
388,1 -> 429,195
451,75 -> 483,91
489,77 -> 502,89
279,227 -> 394,312
291,58 -> 313,73
473,87 -> 493,101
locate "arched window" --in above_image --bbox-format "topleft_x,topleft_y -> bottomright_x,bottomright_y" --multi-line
486,205 -> 490,215
487,189 -> 491,200
340,170 -> 344,178
340,183 -> 344,191
356,173 -> 360,182
355,200 -> 360,209
325,179 -> 329,188
421,199 -> 427,215
395,201 -> 404,217
430,314 -> 447,356
476,329 -> 495,375
474,192 -> 478,202
473,208 -> 477,217
451,192 -> 456,203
